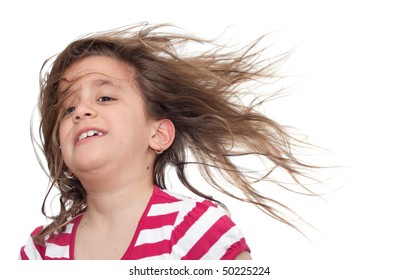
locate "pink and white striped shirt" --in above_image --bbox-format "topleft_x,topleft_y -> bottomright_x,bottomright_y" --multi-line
20,186 -> 250,260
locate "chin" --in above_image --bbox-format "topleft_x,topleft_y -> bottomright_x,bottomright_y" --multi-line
73,157 -> 107,174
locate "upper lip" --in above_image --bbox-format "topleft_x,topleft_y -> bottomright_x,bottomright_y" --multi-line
75,127 -> 107,143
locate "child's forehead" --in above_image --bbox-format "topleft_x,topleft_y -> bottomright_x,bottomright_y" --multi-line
59,56 -> 136,91
62,56 -> 134,81
59,77 -> 121,94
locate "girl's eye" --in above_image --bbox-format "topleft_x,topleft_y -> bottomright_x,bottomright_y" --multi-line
64,107 -> 75,115
98,96 -> 114,102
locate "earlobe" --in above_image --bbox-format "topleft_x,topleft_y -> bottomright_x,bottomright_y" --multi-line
149,119 -> 175,153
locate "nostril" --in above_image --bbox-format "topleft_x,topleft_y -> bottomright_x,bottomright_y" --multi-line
73,113 -> 91,121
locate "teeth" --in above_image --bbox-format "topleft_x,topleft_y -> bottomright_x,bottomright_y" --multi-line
78,130 -> 103,141
79,132 -> 88,141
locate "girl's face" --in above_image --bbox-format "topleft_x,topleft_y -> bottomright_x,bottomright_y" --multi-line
58,55 -> 156,178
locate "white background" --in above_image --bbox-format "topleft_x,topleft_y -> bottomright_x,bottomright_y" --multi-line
1,0 -> 397,279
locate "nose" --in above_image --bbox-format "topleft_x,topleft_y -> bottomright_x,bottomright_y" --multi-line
72,102 -> 97,123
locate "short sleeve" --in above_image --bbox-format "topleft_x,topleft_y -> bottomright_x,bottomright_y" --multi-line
19,226 -> 46,260
171,199 -> 250,260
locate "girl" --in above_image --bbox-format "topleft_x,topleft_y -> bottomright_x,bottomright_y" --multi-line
20,23 -> 318,260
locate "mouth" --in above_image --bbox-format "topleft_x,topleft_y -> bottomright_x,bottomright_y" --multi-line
75,128 -> 106,144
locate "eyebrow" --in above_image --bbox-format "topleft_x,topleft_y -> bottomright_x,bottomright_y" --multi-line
58,76 -> 123,100
92,78 -> 122,89
61,78 -> 120,95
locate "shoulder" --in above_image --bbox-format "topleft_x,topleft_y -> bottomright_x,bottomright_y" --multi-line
19,217 -> 80,260
150,187 -> 223,223
151,187 -> 251,260
19,226 -> 45,260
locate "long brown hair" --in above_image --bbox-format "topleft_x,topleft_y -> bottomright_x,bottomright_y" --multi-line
33,23 -> 320,244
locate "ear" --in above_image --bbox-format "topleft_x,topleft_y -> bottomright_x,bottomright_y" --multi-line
149,119 -> 175,154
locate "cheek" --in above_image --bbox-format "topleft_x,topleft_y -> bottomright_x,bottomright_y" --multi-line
116,114 -> 151,148
58,122 -> 74,149
58,124 -> 68,147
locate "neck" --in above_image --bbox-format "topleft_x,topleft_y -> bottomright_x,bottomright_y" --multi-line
77,166 -> 154,223
85,182 -> 154,218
